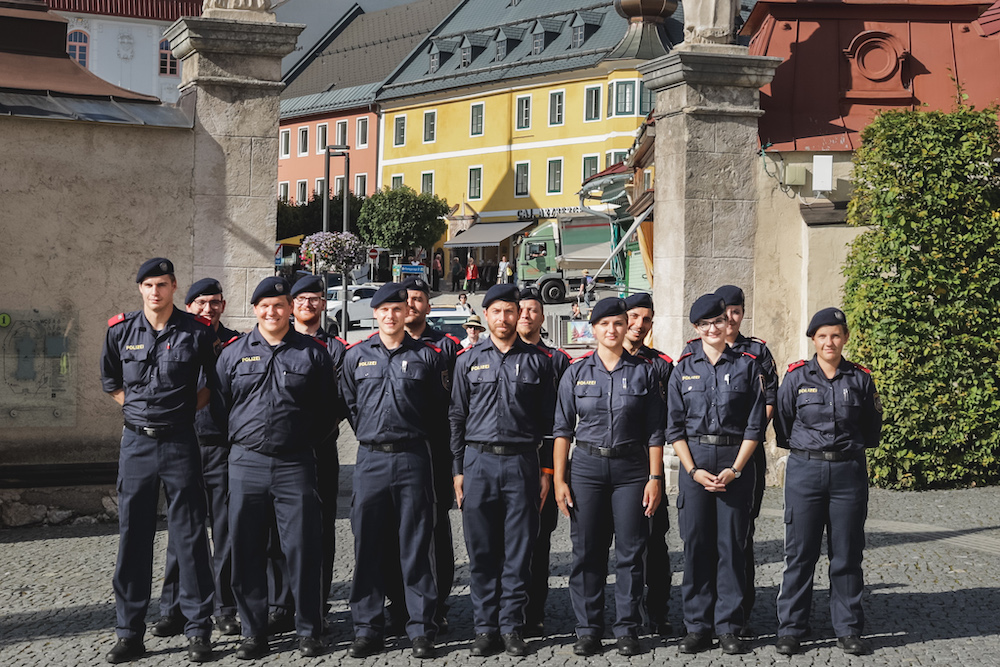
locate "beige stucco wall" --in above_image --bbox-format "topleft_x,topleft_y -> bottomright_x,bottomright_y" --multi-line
0,116 -> 196,466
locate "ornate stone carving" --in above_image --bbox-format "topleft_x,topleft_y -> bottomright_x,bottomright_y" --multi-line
117,31 -> 134,61
683,0 -> 741,45
201,0 -> 276,22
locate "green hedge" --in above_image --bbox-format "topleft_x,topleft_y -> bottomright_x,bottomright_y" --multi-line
843,108 -> 1000,490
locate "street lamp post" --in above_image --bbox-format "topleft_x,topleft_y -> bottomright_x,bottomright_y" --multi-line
322,144 -> 350,336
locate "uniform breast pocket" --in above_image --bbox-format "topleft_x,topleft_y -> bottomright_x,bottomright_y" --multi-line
234,364 -> 265,393
399,360 -> 431,384
574,383 -> 603,410
468,367 -> 497,386
354,363 -> 384,381
281,361 -> 312,392
121,352 -> 150,386
161,339 -> 197,384
795,390 -> 824,409
514,370 -> 542,400
616,382 -> 648,412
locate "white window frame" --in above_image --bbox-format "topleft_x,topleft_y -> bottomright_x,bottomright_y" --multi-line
423,110 -> 437,144
279,129 -> 290,159
606,150 -> 629,169
296,179 -> 308,203
548,89 -> 565,127
356,117 -> 369,149
572,24 -> 585,49
469,102 -> 485,137
467,165 -> 483,201
315,177 -> 326,198
532,32 -> 544,55
643,168 -> 653,191
355,173 -> 368,196
584,85 -> 602,123
514,161 -> 530,198
335,120 -> 348,148
614,80 -> 637,116
391,174 -> 404,189
297,126 -> 309,157
393,115 -> 406,147
546,158 -> 563,195
278,181 -> 289,201
420,170 -> 435,194
515,94 -> 531,131
333,176 -> 345,196
316,123 -> 328,154
582,154 -> 600,183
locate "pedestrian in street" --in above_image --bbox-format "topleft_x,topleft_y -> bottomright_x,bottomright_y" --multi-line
570,302 -> 584,321
341,282 -> 448,659
449,284 -> 557,657
552,297 -> 666,657
450,257 -> 463,292
460,315 -> 486,348
666,294 -> 766,655
773,307 -> 882,657
465,256 -> 479,294
517,286 -> 572,638
432,254 -> 443,292
578,270 -> 594,308
154,278 -> 242,642
100,257 -> 219,664
498,255 -> 511,284
621,292 -> 675,637
212,276 -> 334,659
455,292 -> 474,315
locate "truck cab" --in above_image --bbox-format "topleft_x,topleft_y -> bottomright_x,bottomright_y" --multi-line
516,214 -> 613,303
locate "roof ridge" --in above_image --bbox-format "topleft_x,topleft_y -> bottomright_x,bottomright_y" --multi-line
433,0 -> 610,40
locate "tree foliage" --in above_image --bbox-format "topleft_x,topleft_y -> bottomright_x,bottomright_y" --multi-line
843,107 -> 1000,489
276,192 -> 365,241
357,186 -> 449,253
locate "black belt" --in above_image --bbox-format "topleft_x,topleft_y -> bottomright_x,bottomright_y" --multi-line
467,443 -> 536,456
124,421 -> 173,439
692,435 -> 742,446
576,442 -> 645,459
361,441 -> 421,453
791,448 -> 861,462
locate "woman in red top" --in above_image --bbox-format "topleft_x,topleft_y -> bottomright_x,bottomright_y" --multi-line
465,257 -> 479,294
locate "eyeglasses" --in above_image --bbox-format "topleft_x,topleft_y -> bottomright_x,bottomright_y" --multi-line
192,298 -> 224,309
293,296 -> 324,305
696,315 -> 728,332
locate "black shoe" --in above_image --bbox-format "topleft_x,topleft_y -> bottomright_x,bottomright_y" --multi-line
151,615 -> 185,637
573,635 -> 603,656
106,637 -> 145,664
435,615 -> 450,636
348,636 -> 384,659
617,636 -> 642,656
470,632 -> 503,657
385,605 -> 409,637
216,615 -> 241,636
649,617 -> 673,637
503,631 -> 529,656
266,611 -> 295,635
523,620 -> 545,638
775,635 -> 800,655
187,636 -> 212,663
718,633 -> 749,655
235,636 -> 268,660
738,623 -> 755,639
678,632 -> 713,654
299,636 -> 324,657
837,635 -> 872,655
412,636 -> 436,659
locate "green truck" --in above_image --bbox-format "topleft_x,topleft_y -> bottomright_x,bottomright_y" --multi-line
515,212 -> 615,303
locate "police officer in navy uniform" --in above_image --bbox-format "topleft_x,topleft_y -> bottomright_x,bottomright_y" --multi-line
155,278 -> 242,640
341,282 -> 447,659
666,294 -> 766,655
450,284 -> 557,657
621,292 -> 674,637
773,307 -> 881,657
100,258 -> 218,664
213,276 -> 334,659
516,286 -> 571,637
552,298 -> 666,657
264,275 -> 348,635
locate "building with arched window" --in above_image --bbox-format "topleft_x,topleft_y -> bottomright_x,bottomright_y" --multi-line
66,29 -> 88,67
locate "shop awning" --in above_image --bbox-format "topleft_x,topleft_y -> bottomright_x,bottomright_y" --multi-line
443,221 -> 534,248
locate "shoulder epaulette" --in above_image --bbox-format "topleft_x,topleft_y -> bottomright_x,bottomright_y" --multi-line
557,348 -> 572,360
456,346 -> 473,356
742,351 -> 757,360
677,352 -> 694,362
851,362 -> 872,374
787,360 -> 807,373
194,314 -> 212,327
571,350 -> 594,364
750,336 -> 767,345
658,352 -> 674,364
444,333 -> 461,345
223,335 -> 240,348
335,336 -> 348,345
345,332 -> 377,350
312,338 -> 328,349
686,337 -> 700,345
423,341 -> 442,353
108,313 -> 126,327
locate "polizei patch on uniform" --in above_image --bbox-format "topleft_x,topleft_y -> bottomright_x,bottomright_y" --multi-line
470,364 -> 490,371
681,375 -> 700,381
125,344 -> 144,351
241,356 -> 261,363
576,380 -> 596,385
358,360 -> 377,367
799,387 -> 818,394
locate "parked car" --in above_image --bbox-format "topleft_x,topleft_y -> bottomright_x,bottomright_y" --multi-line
426,305 -> 470,339
327,284 -> 379,329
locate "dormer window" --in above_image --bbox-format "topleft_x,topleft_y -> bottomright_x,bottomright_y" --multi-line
428,39 -> 458,73
532,32 -> 544,55
530,19 -> 562,56
495,26 -> 524,62
429,52 -> 439,73
461,46 -> 472,67
570,12 -> 601,49
572,25 -> 585,48
496,39 -> 507,61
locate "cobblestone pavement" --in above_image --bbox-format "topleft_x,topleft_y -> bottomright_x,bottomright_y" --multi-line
4,425 -> 1000,666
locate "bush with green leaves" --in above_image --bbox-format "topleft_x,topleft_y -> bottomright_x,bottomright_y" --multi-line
843,107 -> 1000,489
357,185 -> 449,255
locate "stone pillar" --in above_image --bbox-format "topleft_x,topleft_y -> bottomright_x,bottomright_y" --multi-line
165,10 -> 303,329
638,45 -> 780,354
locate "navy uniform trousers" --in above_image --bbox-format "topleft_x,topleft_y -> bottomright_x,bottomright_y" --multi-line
159,441 -> 235,622
777,453 -> 868,638
115,426 -> 215,639
525,481 -> 557,626
350,444 -> 437,640
462,446 -> 540,635
644,489 -> 671,625
228,445 -> 323,639
569,449 -> 649,638
741,442 -> 767,622
676,442 -> 755,635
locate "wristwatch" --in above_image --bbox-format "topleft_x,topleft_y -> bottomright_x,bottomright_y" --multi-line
729,466 -> 742,479
648,474 -> 665,481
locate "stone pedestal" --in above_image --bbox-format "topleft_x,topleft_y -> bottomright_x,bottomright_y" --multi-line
165,15 -> 303,329
638,45 -> 780,489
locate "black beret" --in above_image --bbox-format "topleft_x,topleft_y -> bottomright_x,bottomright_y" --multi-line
291,275 -> 325,298
482,283 -> 520,310
715,284 -> 745,307
689,294 -> 726,323
590,297 -> 628,324
400,275 -> 430,295
518,286 -> 543,304
806,307 -> 848,337
250,276 -> 291,305
185,278 -> 223,304
624,292 -> 653,311
371,282 -> 408,308
136,257 -> 174,283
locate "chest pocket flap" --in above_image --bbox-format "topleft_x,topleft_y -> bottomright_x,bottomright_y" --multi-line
467,366 -> 497,384
795,388 -> 824,406
354,361 -> 384,380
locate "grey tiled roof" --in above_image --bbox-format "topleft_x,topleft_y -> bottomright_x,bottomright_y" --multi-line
280,82 -> 382,119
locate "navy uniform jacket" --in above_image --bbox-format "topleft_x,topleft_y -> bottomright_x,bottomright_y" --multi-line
309,326 -> 348,424
683,334 -> 778,406
213,326 -> 335,455
633,344 -> 674,388
416,327 -> 462,371
553,350 -> 665,449
534,340 -> 572,383
340,332 -> 449,446
774,356 -> 882,453
194,322 -> 241,442
666,344 -> 767,444
449,337 -> 557,475
101,307 -> 219,429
